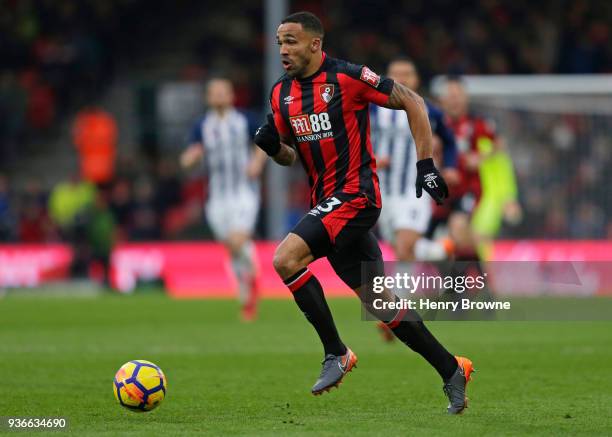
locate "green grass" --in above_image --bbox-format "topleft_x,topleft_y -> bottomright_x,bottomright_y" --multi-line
1,294 -> 611,436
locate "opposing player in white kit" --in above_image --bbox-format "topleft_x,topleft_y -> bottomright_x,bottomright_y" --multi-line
372,58 -> 458,262
181,78 -> 267,321
372,58 -> 459,341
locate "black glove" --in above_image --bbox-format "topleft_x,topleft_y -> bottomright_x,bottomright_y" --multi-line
254,113 -> 281,157
416,158 -> 449,205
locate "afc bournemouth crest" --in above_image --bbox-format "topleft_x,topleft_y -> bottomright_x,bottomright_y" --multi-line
319,84 -> 334,103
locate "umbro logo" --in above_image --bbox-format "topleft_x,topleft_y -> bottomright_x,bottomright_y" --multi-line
284,95 -> 295,105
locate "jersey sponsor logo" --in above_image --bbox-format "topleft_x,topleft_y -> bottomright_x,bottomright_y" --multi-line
319,84 -> 334,103
360,66 -> 381,88
284,95 -> 295,105
296,131 -> 334,142
289,114 -> 313,136
290,113 -> 334,142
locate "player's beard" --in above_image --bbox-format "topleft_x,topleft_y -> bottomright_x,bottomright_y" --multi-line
285,62 -> 303,78
286,54 -> 310,78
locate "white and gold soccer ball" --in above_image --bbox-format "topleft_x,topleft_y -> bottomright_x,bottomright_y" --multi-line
113,360 -> 167,412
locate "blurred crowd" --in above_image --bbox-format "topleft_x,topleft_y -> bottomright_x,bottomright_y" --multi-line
0,0 -> 611,247
0,156 -> 211,277
173,0 -> 612,115
0,0 -> 200,161
0,0 -> 129,161
485,108 -> 612,240
313,0 -> 612,77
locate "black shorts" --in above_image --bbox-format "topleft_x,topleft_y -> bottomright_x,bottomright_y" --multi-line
291,192 -> 384,289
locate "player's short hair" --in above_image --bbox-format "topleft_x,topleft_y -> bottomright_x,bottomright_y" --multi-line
445,75 -> 465,86
206,77 -> 233,91
281,12 -> 324,38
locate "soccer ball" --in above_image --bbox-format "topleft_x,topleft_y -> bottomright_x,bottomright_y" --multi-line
113,360 -> 167,412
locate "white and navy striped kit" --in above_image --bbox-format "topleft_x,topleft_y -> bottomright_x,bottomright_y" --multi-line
191,108 -> 259,200
372,106 -> 419,196
371,106 -> 431,237
189,108 -> 259,239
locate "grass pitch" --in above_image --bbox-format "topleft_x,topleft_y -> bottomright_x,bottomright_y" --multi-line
1,293 -> 611,436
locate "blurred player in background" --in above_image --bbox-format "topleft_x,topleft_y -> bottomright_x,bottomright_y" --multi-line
181,78 -> 267,321
371,57 -> 459,342
254,12 -> 473,414
439,77 -> 521,262
372,57 -> 458,262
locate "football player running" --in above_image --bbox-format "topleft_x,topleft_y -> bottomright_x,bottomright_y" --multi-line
254,12 -> 473,414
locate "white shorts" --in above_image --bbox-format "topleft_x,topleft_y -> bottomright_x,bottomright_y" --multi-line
205,190 -> 260,240
378,191 -> 432,243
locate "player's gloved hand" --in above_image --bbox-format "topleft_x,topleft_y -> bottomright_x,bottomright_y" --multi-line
416,158 -> 449,205
254,113 -> 281,157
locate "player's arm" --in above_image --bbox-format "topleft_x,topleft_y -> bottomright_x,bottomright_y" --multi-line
273,141 -> 297,166
254,113 -> 296,166
428,103 -> 458,168
427,103 -> 461,185
181,118 -> 205,169
382,82 -> 448,204
180,143 -> 204,169
246,146 -> 268,179
383,82 -> 432,161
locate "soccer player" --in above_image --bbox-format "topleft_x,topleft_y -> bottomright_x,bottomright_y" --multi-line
181,78 -> 267,321
254,12 -> 473,414
371,57 -> 459,343
372,57 -> 458,262
439,77 -> 520,262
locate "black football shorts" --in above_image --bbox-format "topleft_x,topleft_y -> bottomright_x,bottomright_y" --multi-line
290,192 -> 384,289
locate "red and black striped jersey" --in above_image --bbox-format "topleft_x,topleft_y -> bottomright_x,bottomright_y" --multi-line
269,53 -> 394,208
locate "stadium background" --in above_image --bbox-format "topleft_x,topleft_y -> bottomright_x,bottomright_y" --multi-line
1,1 -> 612,435
1,0 -> 611,294
0,0 -> 612,292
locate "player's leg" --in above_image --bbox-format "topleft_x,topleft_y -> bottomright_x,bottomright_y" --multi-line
225,230 -> 258,321
206,198 -> 256,320
275,230 -> 356,395
448,210 -> 475,258
392,195 -> 448,262
470,196 -> 504,261
205,198 -> 228,244
378,196 -> 448,339
226,193 -> 260,321
394,228 -> 421,261
446,201 -> 496,316
376,225 -> 425,342
324,200 -> 460,384
330,232 -> 474,413
273,222 -> 346,358
330,232 -> 457,377
395,227 -> 451,262
277,194 -> 381,394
